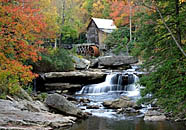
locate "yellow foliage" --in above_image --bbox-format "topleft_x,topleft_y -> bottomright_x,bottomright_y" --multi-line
179,0 -> 186,3
91,0 -> 106,18
39,0 -> 60,38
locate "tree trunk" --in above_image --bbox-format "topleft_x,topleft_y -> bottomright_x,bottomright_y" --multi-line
175,0 -> 181,44
60,0 -> 66,45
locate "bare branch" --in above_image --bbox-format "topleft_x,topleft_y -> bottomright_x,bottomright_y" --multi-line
154,3 -> 186,57
135,0 -> 186,57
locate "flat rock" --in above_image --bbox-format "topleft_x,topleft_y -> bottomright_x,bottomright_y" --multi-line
44,83 -> 82,91
0,99 -> 76,129
144,110 -> 166,121
103,96 -> 136,109
98,56 -> 138,67
44,71 -> 105,79
43,71 -> 106,84
36,71 -> 106,92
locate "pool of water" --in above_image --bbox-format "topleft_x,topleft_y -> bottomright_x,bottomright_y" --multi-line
69,116 -> 186,130
70,70 -> 186,130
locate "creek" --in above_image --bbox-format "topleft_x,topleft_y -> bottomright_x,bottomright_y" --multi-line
69,67 -> 186,130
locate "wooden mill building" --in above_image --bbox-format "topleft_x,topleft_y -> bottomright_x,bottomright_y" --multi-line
76,18 -> 117,57
86,18 -> 117,49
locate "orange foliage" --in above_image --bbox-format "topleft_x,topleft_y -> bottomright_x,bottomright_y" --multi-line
109,0 -> 141,26
0,0 -> 52,92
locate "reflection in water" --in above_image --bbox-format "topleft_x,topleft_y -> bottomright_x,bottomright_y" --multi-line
69,116 -> 186,130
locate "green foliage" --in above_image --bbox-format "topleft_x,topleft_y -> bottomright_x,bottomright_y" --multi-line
85,0 -> 94,16
36,93 -> 48,102
33,48 -> 74,72
104,27 -> 129,48
23,85 -> 33,96
104,27 -> 134,54
0,70 -> 21,98
133,0 -> 186,116
60,25 -> 78,44
60,25 -> 87,44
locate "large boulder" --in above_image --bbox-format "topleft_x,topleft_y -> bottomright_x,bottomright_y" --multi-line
98,56 -> 138,67
72,56 -> 90,70
102,96 -> 137,109
90,58 -> 99,68
45,93 -> 87,118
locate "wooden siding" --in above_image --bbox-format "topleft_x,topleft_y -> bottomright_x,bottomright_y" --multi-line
87,21 -> 99,44
98,31 -> 107,45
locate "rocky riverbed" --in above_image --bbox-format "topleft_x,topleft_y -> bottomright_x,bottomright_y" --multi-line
0,93 -> 87,130
1,55 -> 185,129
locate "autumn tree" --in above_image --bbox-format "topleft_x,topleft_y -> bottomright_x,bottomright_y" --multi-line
39,0 -> 60,39
109,0 -> 142,27
0,0 -> 57,97
91,0 -> 111,18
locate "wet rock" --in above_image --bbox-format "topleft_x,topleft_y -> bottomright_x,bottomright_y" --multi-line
79,98 -> 90,103
125,107 -> 140,113
144,110 -> 166,121
117,107 -> 140,115
0,99 -> 76,129
87,105 -> 99,109
45,94 -> 87,118
82,103 -> 88,106
103,96 -> 136,109
64,95 -> 79,105
98,56 -> 138,68
64,95 -> 78,102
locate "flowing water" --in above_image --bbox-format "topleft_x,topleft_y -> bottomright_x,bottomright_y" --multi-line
69,68 -> 186,130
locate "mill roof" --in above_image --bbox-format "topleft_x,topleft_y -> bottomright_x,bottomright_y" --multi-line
89,18 -> 117,33
92,18 -> 117,30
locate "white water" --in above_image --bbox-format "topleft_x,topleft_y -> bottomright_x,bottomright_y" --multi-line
77,72 -> 141,97
75,69 -> 144,119
123,74 -> 141,98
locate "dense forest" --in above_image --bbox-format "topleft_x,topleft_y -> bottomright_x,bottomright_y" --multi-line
0,0 -> 185,118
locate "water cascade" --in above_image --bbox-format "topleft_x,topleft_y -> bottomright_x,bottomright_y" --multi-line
77,72 -> 140,95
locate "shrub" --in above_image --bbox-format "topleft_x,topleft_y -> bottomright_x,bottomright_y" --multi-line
0,60 -> 36,98
33,48 -> 74,72
104,27 -> 134,55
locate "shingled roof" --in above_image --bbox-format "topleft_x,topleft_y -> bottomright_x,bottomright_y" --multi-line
91,18 -> 117,33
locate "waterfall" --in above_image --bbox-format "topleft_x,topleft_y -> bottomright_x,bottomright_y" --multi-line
124,74 -> 141,97
77,72 -> 140,95
77,74 -> 117,94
